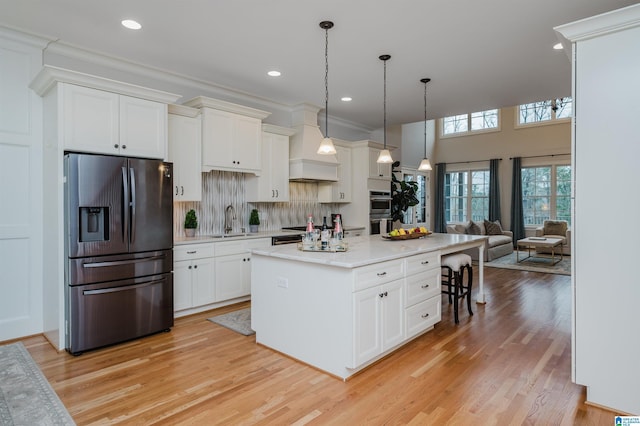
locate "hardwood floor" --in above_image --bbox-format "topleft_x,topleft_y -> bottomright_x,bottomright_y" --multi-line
20,267 -> 617,425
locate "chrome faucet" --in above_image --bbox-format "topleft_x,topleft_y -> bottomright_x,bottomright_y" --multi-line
224,204 -> 236,234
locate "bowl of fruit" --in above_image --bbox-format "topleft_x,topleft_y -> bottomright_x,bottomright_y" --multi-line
383,227 -> 431,240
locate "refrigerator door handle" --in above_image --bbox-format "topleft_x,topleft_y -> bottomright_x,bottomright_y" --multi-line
121,166 -> 129,243
129,166 -> 136,244
82,278 -> 166,295
82,254 -> 168,268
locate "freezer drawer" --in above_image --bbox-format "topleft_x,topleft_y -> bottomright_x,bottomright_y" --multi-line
67,272 -> 173,354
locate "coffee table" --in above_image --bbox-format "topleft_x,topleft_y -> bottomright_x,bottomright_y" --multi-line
516,237 -> 564,265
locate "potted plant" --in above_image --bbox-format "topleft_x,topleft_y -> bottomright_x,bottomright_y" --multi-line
390,161 -> 419,224
249,209 -> 260,233
184,209 -> 198,237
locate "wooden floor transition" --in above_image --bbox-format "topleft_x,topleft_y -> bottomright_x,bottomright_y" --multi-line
20,267 -> 617,425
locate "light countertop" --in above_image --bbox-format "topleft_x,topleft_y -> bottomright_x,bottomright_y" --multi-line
251,233 -> 487,269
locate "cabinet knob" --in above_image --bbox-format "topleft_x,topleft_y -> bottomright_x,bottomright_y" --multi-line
122,145 -> 126,149
379,293 -> 384,298
421,313 -> 430,318
114,144 -> 119,149
194,264 -> 198,269
188,265 -> 192,269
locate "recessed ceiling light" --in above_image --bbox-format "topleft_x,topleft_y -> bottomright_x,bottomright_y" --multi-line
267,70 -> 281,77
553,42 -> 563,50
121,19 -> 142,30
341,97 -> 352,102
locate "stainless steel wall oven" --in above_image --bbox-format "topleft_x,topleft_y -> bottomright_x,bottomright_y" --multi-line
369,190 -> 392,234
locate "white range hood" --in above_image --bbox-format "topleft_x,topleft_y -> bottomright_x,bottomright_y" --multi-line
288,103 -> 338,182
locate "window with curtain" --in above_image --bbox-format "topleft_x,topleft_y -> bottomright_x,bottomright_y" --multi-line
445,170 -> 489,222
521,164 -> 571,225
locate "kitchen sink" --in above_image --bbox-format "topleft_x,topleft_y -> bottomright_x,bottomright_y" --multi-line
209,233 -> 250,239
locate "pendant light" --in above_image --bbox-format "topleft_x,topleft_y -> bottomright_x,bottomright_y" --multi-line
418,78 -> 433,171
317,21 -> 337,155
377,54 -> 393,164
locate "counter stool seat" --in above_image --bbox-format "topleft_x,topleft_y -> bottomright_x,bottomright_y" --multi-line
441,253 -> 473,324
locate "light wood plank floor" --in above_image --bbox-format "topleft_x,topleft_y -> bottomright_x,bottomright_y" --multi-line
19,267 -> 617,425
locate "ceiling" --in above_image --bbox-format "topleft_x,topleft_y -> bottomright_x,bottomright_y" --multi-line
1,0 -> 636,130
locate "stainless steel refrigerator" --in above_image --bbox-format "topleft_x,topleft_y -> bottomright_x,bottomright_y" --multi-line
64,153 -> 174,355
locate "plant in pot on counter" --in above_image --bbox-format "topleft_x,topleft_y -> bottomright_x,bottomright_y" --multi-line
391,160 -> 419,224
184,209 -> 198,237
249,209 -> 260,233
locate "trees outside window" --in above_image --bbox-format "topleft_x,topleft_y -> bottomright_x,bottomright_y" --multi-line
445,170 -> 489,223
519,98 -> 572,125
522,164 -> 571,226
442,109 -> 499,136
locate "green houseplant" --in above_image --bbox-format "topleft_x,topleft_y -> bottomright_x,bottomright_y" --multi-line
184,209 -> 198,237
249,209 -> 260,233
391,161 -> 419,224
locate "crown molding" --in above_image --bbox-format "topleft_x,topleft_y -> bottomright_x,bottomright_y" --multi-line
262,124 -> 296,137
168,104 -> 200,118
183,96 -> 270,120
0,25 -> 50,49
30,65 -> 181,103
555,3 -> 640,42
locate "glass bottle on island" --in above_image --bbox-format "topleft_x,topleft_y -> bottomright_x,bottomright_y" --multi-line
332,214 -> 344,248
320,216 -> 330,250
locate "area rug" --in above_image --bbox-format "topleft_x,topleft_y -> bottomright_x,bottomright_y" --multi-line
485,250 -> 571,275
0,342 -> 75,425
208,308 -> 255,336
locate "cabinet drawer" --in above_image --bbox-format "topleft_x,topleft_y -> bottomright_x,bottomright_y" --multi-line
405,297 -> 441,339
174,243 -> 215,261
405,252 -> 440,276
405,269 -> 441,307
215,240 -> 246,256
354,259 -> 404,291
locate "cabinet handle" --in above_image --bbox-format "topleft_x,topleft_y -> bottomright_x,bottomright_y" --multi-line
181,186 -> 184,196
175,186 -> 179,195
421,284 -> 430,289
421,260 -> 429,265
122,145 -> 126,149
377,272 -> 387,277
379,293 -> 384,298
275,189 -> 279,197
187,250 -> 196,254
421,313 -> 430,318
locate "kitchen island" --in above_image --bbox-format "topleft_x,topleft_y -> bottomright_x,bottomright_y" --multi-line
250,233 -> 487,379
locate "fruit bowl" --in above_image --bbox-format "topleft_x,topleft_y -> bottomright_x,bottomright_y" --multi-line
382,230 -> 432,240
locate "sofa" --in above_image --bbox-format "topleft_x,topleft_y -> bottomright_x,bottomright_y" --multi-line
534,220 -> 571,255
446,220 -> 514,262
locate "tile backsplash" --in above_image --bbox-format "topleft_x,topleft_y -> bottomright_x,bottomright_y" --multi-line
174,171 -> 342,237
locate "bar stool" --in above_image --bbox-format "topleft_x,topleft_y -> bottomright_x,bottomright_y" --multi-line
441,253 -> 473,324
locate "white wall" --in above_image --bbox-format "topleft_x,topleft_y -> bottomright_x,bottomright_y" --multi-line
0,28 -> 46,341
558,3 -> 640,414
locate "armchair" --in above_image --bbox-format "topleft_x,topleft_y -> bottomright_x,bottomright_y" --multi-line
535,220 -> 571,255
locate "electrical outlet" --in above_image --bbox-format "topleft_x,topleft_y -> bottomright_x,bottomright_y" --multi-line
276,276 -> 288,288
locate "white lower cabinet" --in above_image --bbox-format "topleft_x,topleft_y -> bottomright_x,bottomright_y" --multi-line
404,252 -> 441,338
214,238 -> 271,301
353,279 -> 404,367
173,244 -> 216,312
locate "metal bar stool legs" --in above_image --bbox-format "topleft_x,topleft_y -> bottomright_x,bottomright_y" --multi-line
441,253 -> 473,324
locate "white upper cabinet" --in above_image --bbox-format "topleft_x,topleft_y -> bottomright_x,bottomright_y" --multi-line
168,105 -> 202,202
61,84 -> 167,158
246,125 -> 295,202
183,96 -> 271,175
318,143 -> 352,203
30,66 -> 180,159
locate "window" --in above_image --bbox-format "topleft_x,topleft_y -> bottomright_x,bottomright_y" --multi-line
518,98 -> 572,125
398,171 -> 429,226
521,165 -> 571,226
445,170 -> 489,222
442,109 -> 499,136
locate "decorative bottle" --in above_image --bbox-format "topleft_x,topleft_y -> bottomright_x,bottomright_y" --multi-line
320,216 -> 330,250
305,215 -> 315,241
333,214 -> 343,241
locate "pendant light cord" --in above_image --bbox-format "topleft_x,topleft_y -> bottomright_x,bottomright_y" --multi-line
383,58 -> 387,149
324,25 -> 329,138
423,80 -> 427,158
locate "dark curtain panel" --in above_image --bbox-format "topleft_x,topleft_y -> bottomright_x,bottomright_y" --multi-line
434,163 -> 447,233
489,159 -> 501,222
510,157 -> 525,244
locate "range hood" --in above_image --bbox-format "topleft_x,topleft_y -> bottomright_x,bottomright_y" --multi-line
289,103 -> 338,182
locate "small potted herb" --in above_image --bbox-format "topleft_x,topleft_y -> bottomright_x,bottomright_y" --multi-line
184,209 -> 198,237
249,209 -> 260,233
